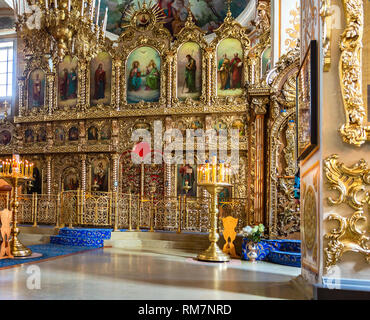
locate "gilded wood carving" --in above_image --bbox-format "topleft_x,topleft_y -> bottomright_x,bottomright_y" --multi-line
324,154 -> 370,271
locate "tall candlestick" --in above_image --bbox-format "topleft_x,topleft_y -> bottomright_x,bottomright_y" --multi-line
103,7 -> 108,35
96,0 -> 101,25
90,0 -> 95,20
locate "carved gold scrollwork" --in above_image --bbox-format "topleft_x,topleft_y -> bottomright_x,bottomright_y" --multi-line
320,0 -> 332,71
324,154 -> 370,271
339,0 -> 370,146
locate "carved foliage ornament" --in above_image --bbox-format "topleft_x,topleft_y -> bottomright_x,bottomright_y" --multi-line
339,0 -> 370,146
324,154 -> 370,271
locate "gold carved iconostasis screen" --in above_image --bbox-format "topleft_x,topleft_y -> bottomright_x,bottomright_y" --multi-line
17,6 -> 251,119
10,4 -> 257,204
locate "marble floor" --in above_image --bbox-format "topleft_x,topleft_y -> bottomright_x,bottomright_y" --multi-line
0,247 -> 305,300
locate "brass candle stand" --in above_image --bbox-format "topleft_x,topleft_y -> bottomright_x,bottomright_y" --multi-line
197,158 -> 232,262
0,157 -> 34,257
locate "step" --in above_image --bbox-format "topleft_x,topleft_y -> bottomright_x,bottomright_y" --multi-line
105,232 -> 244,255
268,250 -> 301,268
109,231 -> 211,241
50,235 -> 104,247
58,228 -> 113,240
18,233 -> 52,246
260,239 -> 301,253
18,225 -> 59,235
104,239 -> 210,253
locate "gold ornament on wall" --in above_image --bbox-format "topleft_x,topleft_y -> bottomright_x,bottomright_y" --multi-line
324,154 -> 370,271
339,0 -> 370,146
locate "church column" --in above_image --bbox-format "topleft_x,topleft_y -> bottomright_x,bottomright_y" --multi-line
164,117 -> 172,198
114,60 -> 122,111
112,153 -> 119,192
81,154 -> 87,192
252,97 -> 269,225
17,77 -> 25,117
166,51 -> 174,109
46,73 -> 55,115
78,62 -> 88,109
46,155 -> 52,196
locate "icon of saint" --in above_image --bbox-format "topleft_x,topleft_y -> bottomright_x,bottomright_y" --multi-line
94,63 -> 106,100
230,53 -> 242,89
145,60 -> 160,90
218,54 -> 231,90
184,54 -> 197,93
128,61 -> 142,91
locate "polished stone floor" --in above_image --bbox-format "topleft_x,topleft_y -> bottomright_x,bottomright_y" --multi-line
0,247 -> 305,300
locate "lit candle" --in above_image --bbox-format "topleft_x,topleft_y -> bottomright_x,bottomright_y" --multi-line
68,0 -> 71,12
45,0 -> 48,10
81,0 -> 84,16
205,161 -> 210,182
54,0 -> 57,9
220,162 -> 224,182
96,0 -> 101,25
211,156 -> 217,182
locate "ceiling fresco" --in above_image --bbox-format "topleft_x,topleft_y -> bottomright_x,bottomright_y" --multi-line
99,0 -> 251,36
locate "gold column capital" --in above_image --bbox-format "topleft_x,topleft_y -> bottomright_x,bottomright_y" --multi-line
252,97 -> 269,115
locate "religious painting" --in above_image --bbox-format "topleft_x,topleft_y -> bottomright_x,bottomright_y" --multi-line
68,126 -> 79,141
36,127 -> 47,142
88,126 -> 98,141
135,10 -> 153,31
217,38 -> 243,97
0,129 -> 11,145
232,119 -> 245,137
25,129 -> 35,143
296,40 -> 318,160
26,167 -> 42,194
213,120 -> 227,132
58,56 -> 78,107
101,124 -> 111,140
90,52 -> 112,106
63,167 -> 80,191
177,42 -> 202,101
28,69 -> 45,109
108,0 -> 250,36
55,127 -> 65,143
91,159 -> 109,192
177,163 -> 197,197
261,47 -> 272,76
126,46 -> 161,104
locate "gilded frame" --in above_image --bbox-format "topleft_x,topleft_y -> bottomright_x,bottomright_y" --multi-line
55,55 -> 81,112
23,56 -> 51,116
171,15 -> 208,111
116,10 -> 171,111
210,11 -> 251,108
296,40 -> 319,161
86,38 -> 117,111
339,0 -> 370,146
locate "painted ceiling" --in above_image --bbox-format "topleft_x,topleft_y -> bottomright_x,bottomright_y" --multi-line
99,0 -> 251,36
